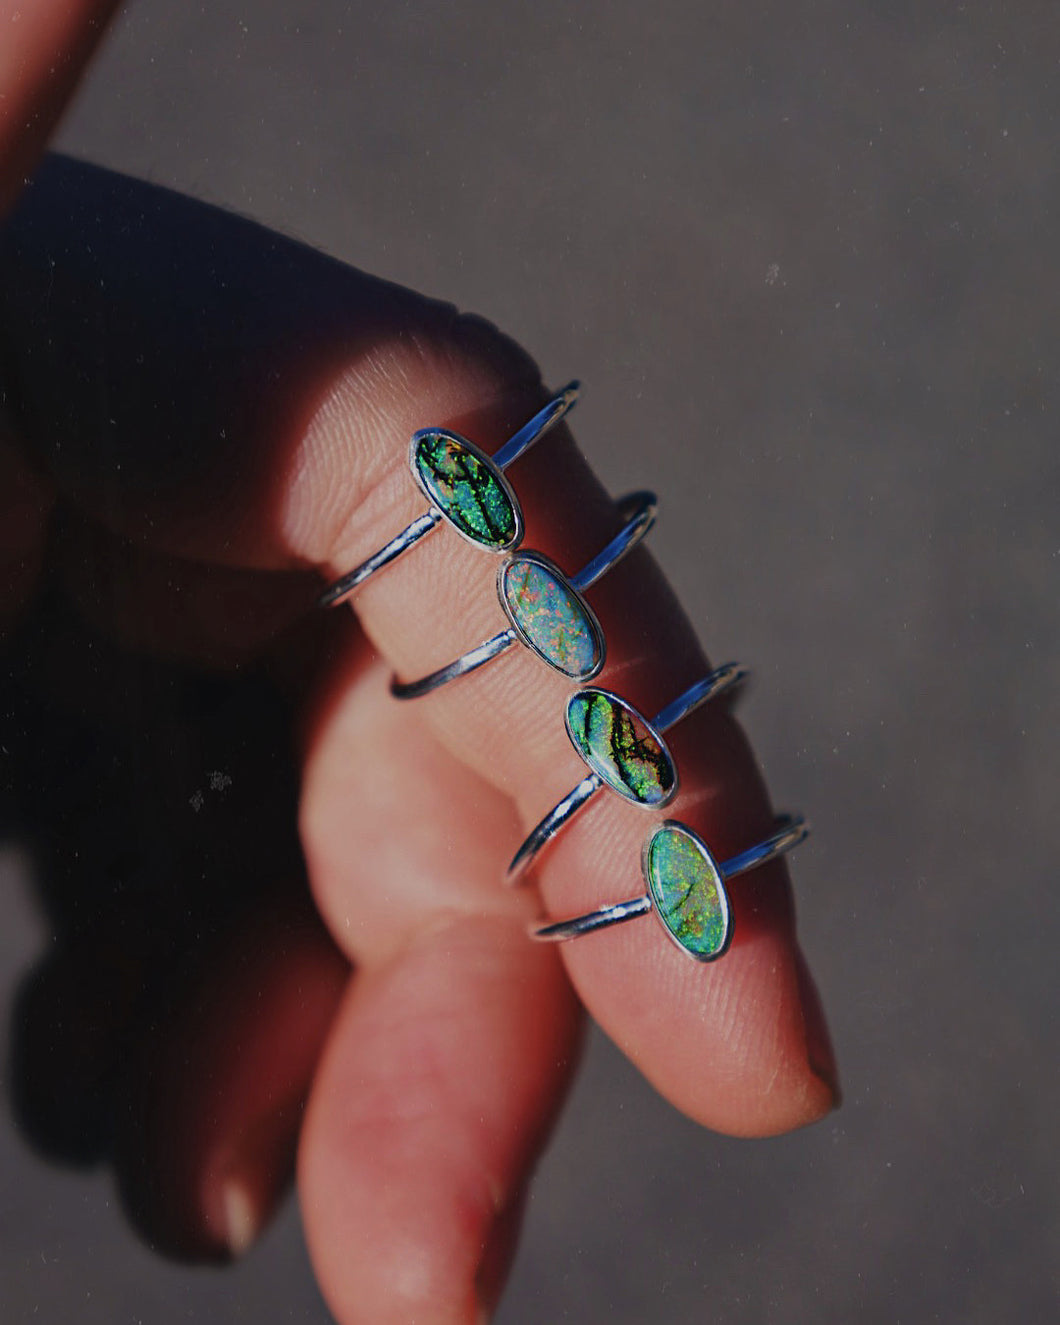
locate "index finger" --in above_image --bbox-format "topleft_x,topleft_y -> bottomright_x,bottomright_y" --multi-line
0,156 -> 837,1134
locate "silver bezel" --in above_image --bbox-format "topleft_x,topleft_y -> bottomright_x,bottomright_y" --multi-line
409,427 -> 524,553
642,820 -> 734,962
496,550 -> 606,682
564,686 -> 678,808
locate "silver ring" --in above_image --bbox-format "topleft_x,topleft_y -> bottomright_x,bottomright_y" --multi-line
532,816 -> 809,960
507,663 -> 748,882
318,382 -> 579,608
390,491 -> 657,699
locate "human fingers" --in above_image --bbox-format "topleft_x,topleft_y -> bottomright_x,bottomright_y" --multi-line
0,157 -> 836,1134
0,0 -> 120,215
0,0 -> 119,614
4,578 -> 352,1260
47,507 -> 321,669
14,883 -> 349,1261
117,893 -> 349,1260
14,462 -> 581,1310
301,919 -> 578,1325
299,654 -> 580,1323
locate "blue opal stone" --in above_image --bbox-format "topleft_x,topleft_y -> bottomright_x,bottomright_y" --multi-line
565,690 -> 676,805
501,555 -> 602,679
413,431 -> 518,548
645,823 -> 732,960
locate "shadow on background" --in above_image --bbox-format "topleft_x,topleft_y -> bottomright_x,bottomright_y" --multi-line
1,2 -> 1058,1323
1,577 -> 341,1260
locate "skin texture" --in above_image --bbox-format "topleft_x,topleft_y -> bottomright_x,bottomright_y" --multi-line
0,9 -> 838,1323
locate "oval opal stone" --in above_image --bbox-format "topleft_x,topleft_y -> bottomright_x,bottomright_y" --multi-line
501,557 -> 602,679
565,690 -> 676,805
645,824 -> 732,960
414,431 -> 518,548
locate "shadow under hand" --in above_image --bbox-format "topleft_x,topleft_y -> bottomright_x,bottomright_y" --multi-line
1,583 -> 349,1260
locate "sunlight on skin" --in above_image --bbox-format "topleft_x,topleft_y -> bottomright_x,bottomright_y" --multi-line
0,10 -> 838,1321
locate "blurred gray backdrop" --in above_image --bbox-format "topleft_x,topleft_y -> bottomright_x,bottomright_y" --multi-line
2,1 -> 1058,1320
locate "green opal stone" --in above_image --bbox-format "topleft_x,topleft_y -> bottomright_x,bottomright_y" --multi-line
501,556 -> 602,679
565,690 -> 676,805
645,824 -> 732,960
414,431 -> 518,548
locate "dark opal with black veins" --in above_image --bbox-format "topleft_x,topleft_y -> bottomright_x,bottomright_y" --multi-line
565,690 -> 676,805
414,430 -> 518,548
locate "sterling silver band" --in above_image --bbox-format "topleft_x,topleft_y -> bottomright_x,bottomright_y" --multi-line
506,662 -> 748,882
390,490 -> 657,700
532,816 -> 809,954
318,382 -> 579,608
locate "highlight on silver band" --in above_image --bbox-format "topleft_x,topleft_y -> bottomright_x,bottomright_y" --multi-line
390,491 -> 657,700
506,662 -> 748,883
318,382 -> 579,609
532,816 -> 809,961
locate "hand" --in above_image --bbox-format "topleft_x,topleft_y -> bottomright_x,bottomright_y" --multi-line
0,5 -> 838,1322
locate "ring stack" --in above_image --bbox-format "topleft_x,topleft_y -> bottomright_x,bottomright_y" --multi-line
319,382 -> 579,608
321,380 -> 809,963
390,490 -> 656,698
506,664 -> 747,882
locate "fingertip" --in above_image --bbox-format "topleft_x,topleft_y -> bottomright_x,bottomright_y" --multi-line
220,1178 -> 260,1258
299,915 -> 580,1325
707,924 -> 838,1136
557,863 -> 837,1138
117,897 -> 347,1262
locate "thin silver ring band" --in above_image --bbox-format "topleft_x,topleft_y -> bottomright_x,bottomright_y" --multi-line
531,816 -> 809,946
318,382 -> 579,608
390,490 -> 657,700
506,662 -> 748,882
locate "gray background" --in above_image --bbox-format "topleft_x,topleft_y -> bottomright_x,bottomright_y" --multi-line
2,0 -> 1058,1320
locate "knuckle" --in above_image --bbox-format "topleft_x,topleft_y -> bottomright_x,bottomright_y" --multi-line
285,303 -> 544,569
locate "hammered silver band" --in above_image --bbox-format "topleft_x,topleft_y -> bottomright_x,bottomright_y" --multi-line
506,662 -> 748,882
390,490 -> 657,700
532,817 -> 809,958
319,382 -> 579,608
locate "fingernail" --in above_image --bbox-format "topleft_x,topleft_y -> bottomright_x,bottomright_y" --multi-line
221,1176 -> 262,1256
211,1105 -> 299,1257
794,944 -> 841,1108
